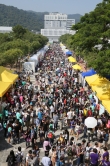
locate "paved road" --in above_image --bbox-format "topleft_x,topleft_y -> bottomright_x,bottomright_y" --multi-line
0,124 -> 69,166
1,74 -> 110,166
0,74 -> 62,166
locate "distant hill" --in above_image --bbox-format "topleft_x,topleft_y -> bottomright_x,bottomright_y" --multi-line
0,4 -> 82,31
0,4 -> 48,31
68,14 -> 82,23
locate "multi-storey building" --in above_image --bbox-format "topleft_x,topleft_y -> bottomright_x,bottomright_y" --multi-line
41,13 -> 76,42
0,26 -> 12,33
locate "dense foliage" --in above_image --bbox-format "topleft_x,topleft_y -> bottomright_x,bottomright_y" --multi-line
59,0 -> 110,77
0,25 -> 48,67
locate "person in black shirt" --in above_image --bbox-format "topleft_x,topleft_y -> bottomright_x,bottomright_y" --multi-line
6,150 -> 16,166
14,119 -> 21,143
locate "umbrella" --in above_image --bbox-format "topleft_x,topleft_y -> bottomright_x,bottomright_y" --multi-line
68,57 -> 76,63
72,64 -> 81,70
85,117 -> 97,128
66,51 -> 72,55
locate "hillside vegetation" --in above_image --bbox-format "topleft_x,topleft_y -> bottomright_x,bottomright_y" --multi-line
0,4 -> 82,31
0,4 -> 47,31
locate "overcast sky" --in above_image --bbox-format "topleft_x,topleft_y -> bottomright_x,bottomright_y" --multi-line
0,0 -> 103,15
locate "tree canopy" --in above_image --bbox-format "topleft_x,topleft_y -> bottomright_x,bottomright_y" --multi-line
59,0 -> 110,77
0,25 -> 48,67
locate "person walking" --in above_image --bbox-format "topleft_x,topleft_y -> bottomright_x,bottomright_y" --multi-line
53,112 -> 59,132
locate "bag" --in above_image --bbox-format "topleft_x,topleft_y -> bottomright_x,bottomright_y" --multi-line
46,144 -> 51,151
58,161 -> 64,166
49,124 -> 54,130
72,145 -> 77,155
26,137 -> 31,142
85,151 -> 90,159
34,131 -> 37,139
8,156 -> 14,166
26,114 -> 30,121
16,152 -> 22,163
67,147 -> 73,156
104,133 -> 109,141
23,134 -> 27,139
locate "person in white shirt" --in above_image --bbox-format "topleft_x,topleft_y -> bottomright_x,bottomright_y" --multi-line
50,105 -> 54,118
67,110 -> 73,127
93,142 -> 100,153
26,150 -> 33,166
41,152 -> 51,166
67,110 -> 73,120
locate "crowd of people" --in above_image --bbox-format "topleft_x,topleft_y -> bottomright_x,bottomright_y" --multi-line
1,43 -> 110,166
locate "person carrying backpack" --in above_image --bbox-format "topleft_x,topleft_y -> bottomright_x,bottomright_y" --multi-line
47,130 -> 54,145
66,142 -> 73,165
103,130 -> 109,147
57,156 -> 65,166
6,150 -> 16,166
16,146 -> 23,166
49,121 -> 54,131
25,111 -> 30,129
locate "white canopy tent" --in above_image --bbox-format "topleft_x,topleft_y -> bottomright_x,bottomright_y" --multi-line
44,45 -> 49,51
28,55 -> 39,66
23,62 -> 35,73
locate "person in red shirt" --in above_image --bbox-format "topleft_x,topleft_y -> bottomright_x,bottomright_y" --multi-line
96,103 -> 100,111
64,98 -> 67,106
88,108 -> 92,117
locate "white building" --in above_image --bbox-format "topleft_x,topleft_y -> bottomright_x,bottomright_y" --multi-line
0,27 -> 12,33
41,13 -> 76,42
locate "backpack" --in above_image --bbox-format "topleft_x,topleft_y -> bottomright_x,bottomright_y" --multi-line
104,133 -> 109,141
67,147 -> 73,156
8,156 -> 14,166
58,161 -> 64,166
49,124 -> 54,130
16,152 -> 22,163
34,130 -> 37,139
47,132 -> 53,138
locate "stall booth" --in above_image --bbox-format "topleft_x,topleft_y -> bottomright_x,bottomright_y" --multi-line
23,62 -> 35,73
28,54 -> 39,66
79,69 -> 96,87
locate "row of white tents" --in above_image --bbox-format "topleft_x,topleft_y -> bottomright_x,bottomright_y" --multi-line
60,44 -> 69,55
23,45 -> 49,73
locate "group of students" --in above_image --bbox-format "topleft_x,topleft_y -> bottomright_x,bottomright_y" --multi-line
1,43 -> 110,166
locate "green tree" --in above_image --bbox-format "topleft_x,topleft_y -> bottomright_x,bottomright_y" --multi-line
62,0 -> 110,76
13,25 -> 26,39
3,49 -> 23,68
29,41 -> 41,54
0,25 -> 48,67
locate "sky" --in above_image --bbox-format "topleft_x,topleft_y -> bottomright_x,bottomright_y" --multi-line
0,0 -> 103,15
